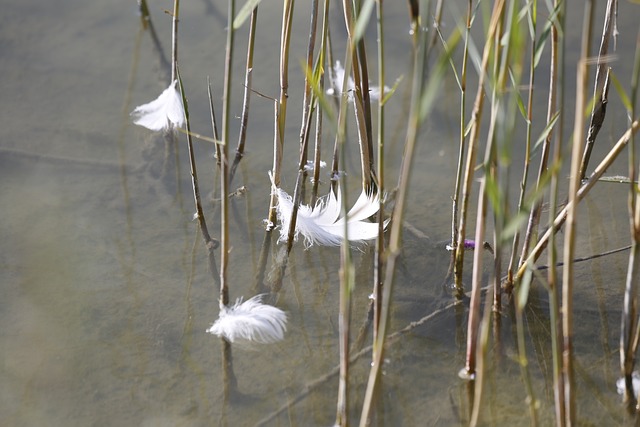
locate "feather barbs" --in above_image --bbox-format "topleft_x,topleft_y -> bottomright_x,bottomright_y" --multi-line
131,80 -> 185,131
271,173 -> 388,248
207,294 -> 287,345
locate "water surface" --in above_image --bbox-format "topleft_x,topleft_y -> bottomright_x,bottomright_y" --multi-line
1,1 -> 639,425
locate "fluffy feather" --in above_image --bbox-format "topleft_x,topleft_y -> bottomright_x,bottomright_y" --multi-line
326,61 -> 389,102
617,371 -> 640,398
207,295 -> 287,345
272,174 -> 387,247
131,80 -> 185,131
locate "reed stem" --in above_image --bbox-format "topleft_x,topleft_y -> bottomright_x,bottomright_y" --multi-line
229,5 -> 258,183
266,0 -> 295,227
620,25 -> 640,406
220,0 -> 235,308
579,0 -> 617,180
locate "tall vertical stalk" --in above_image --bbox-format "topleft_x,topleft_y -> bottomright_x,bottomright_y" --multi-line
229,5 -> 259,183
579,0 -> 617,180
266,0 -> 295,227
311,0 -> 331,205
453,0 -> 503,296
449,0 -> 472,298
620,27 -> 640,406
170,0 -> 179,83
342,0 -> 375,192
456,1 -> 504,380
372,0 -> 385,345
506,0 -> 538,287
220,0 -> 235,308
334,11 -> 357,426
544,1 -> 565,424
360,8 -> 460,423
561,3 -> 592,421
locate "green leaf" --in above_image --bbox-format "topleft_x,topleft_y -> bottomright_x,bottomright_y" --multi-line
509,68 -> 528,121
420,29 -> 462,121
610,70 -> 633,112
354,0 -> 375,42
300,59 -> 337,131
233,0 -> 261,29
533,21 -> 551,68
380,76 -> 403,106
532,110 -> 559,152
517,263 -> 533,309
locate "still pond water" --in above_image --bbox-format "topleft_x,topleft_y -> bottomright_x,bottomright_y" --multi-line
1,0 -> 640,425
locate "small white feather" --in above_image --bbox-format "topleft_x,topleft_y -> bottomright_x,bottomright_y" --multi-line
617,371 -> 640,397
207,295 -> 287,345
131,80 -> 185,131
326,61 -> 389,102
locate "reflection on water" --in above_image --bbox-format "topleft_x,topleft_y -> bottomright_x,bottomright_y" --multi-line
0,0 -> 639,425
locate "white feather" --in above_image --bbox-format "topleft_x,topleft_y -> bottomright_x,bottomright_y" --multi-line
207,295 -> 287,345
617,371 -> 640,398
271,173 -> 387,247
327,61 -> 389,102
131,80 -> 185,131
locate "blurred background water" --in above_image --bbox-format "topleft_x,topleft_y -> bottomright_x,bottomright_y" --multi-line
1,0 -> 639,425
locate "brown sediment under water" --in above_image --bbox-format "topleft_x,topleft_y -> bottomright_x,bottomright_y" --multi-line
1,0 -> 639,425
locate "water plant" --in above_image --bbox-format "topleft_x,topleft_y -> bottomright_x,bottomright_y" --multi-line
130,0 -> 640,424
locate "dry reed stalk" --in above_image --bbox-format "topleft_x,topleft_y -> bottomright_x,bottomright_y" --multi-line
447,0 -> 472,299
458,0 -> 505,379
310,0 -> 331,205
543,2 -> 566,423
282,0 -> 320,252
266,0 -> 295,227
170,0 -> 179,82
620,27 -> 640,407
559,2 -> 594,419
372,0 -> 386,346
207,78 -> 222,165
453,0 -> 504,296
219,0 -> 237,399
579,0 -> 617,180
333,4 -> 358,422
341,0 -> 375,192
514,119 -> 640,285
506,0 -> 539,288
179,75 -> 220,286
516,1 -> 564,283
219,0 -> 235,308
229,5 -> 258,183
359,11 -> 461,424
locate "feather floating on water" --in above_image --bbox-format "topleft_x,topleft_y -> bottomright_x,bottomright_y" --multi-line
131,80 -> 185,131
207,295 -> 287,345
326,61 -> 389,102
271,173 -> 387,247
617,371 -> 640,398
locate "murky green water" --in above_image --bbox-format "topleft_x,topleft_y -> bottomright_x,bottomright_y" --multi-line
1,0 -> 639,425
